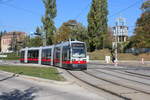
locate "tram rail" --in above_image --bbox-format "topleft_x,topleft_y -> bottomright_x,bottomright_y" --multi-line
66,68 -> 150,100
83,70 -> 150,95
94,69 -> 150,86
67,70 -> 131,100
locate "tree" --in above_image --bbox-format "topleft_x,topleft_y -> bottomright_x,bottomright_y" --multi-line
87,0 -> 108,51
28,36 -> 43,47
8,32 -> 26,53
130,0 -> 150,48
0,31 -> 2,51
42,0 -> 57,45
53,20 -> 88,44
105,27 -> 113,49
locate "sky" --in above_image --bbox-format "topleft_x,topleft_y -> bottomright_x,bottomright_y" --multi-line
0,0 -> 143,36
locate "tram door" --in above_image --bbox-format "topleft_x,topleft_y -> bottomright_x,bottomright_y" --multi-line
20,51 -> 25,63
62,45 -> 70,68
27,50 -> 39,64
53,47 -> 61,67
41,49 -> 51,65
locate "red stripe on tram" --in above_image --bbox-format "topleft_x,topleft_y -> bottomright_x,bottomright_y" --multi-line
27,58 -> 38,61
72,61 -> 87,64
42,59 -> 51,62
54,59 -> 60,63
62,61 -> 72,64
62,61 -> 87,64
20,58 -> 24,61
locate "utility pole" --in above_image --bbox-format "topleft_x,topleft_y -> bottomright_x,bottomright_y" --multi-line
115,24 -> 118,63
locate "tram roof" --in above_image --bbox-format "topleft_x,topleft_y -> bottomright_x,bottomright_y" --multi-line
55,40 -> 85,46
20,45 -> 54,51
20,40 -> 85,51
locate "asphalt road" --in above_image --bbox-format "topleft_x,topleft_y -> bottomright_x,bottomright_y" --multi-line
0,70 -> 106,100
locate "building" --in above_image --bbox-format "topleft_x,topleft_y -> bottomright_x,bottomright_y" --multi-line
112,17 -> 128,49
1,31 -> 26,53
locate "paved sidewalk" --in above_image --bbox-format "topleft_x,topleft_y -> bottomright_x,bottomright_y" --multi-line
0,69 -> 106,100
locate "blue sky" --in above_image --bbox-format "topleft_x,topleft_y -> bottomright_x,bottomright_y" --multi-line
0,0 -> 143,36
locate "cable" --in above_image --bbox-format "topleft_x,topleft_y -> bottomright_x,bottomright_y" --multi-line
109,0 -> 141,18
74,1 -> 91,20
0,3 -> 42,16
0,0 -> 15,4
0,24 -> 30,30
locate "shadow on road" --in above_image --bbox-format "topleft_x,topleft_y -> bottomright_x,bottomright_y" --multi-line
0,87 -> 38,100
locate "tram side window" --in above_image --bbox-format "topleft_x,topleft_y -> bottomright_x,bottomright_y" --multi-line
21,51 -> 25,59
42,49 -> 51,59
62,46 -> 70,61
28,50 -> 39,59
47,49 -> 51,58
56,48 -> 60,59
42,50 -> 46,59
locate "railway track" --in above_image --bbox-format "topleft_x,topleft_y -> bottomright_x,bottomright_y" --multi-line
89,62 -> 150,69
67,70 -> 132,100
108,70 -> 150,80
94,69 -> 150,86
124,71 -> 150,78
88,63 -> 150,79
88,63 -> 150,70
83,70 -> 150,95
66,69 -> 150,100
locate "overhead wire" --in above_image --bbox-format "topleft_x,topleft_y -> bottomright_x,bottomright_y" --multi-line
109,0 -> 142,18
74,1 -> 91,20
0,0 -> 15,4
0,3 -> 42,16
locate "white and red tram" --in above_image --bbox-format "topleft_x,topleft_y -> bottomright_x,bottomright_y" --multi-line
20,40 -> 87,70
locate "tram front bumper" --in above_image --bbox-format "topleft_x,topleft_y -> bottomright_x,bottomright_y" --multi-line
70,64 -> 87,70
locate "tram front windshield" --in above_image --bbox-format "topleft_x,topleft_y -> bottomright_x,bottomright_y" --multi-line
72,43 -> 86,58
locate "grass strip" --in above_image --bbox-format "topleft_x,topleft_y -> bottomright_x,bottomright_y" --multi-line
0,65 -> 64,81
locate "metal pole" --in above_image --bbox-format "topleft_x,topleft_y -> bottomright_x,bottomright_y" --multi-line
115,25 -> 118,63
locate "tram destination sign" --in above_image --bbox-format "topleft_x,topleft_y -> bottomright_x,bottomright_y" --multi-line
72,43 -> 84,47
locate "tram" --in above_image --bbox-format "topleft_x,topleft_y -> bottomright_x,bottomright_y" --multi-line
20,40 -> 87,70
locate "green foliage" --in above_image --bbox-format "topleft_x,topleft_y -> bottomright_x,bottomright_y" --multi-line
25,36 -> 43,47
42,0 -> 57,45
88,0 -> 108,51
35,26 -> 41,34
129,0 -> 150,48
0,65 -> 64,81
8,32 -> 26,53
53,20 -> 88,44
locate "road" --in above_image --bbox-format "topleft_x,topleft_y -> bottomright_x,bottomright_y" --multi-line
0,70 -> 106,100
